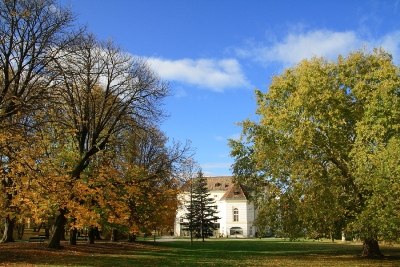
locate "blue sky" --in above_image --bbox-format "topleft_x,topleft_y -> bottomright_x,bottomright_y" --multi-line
62,0 -> 400,176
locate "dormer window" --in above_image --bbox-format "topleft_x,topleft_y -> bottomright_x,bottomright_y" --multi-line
215,182 -> 221,187
234,191 -> 240,195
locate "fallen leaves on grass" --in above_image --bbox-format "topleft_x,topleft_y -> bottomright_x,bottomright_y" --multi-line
0,241 -> 167,266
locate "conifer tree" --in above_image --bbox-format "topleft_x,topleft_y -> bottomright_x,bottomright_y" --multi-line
185,171 -> 219,242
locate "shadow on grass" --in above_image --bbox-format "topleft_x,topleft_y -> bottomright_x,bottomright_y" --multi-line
1,239 -> 400,266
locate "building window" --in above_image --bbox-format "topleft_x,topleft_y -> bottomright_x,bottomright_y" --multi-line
180,218 -> 184,223
230,227 -> 243,235
233,208 -> 239,222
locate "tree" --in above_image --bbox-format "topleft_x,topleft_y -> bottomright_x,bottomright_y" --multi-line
0,0 -> 77,243
185,171 -> 219,242
178,158 -> 199,245
0,0 -> 77,124
44,34 -> 167,249
230,49 -> 400,257
347,50 -> 400,256
80,122 -> 192,244
121,127 -> 189,239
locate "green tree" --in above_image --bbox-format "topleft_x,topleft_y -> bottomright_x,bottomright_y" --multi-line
230,49 -> 400,257
185,171 -> 219,242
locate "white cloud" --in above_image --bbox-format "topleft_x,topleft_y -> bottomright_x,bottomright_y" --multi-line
378,31 -> 400,63
146,57 -> 250,92
237,30 -> 400,65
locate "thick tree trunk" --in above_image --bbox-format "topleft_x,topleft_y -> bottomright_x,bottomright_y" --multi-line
88,226 -> 95,244
0,216 -> 15,243
48,209 -> 67,249
362,238 -> 383,258
69,228 -> 77,245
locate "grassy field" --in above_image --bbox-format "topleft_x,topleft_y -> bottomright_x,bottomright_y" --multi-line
1,238 -> 400,266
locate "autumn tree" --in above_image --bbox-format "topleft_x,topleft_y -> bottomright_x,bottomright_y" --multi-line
101,124 -> 191,241
0,0 -> 77,243
230,49 -> 400,257
0,133 -> 34,243
43,33 -> 168,248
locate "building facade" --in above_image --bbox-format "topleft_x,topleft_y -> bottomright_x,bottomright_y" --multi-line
174,176 -> 256,238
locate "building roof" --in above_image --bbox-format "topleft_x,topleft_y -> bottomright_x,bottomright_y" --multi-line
220,183 -> 249,200
206,176 -> 233,191
181,176 -> 250,201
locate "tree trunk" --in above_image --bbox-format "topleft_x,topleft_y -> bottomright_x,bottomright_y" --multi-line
94,227 -> 101,240
201,220 -> 205,242
69,228 -> 77,245
61,226 -> 66,241
128,233 -> 136,242
110,228 -> 118,242
362,238 -> 383,258
37,222 -> 43,232
44,226 -> 50,239
0,216 -> 15,243
88,226 -> 95,244
17,222 -> 25,240
48,209 -> 67,249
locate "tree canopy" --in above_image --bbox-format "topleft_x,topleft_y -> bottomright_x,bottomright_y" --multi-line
0,0 -> 192,249
230,49 -> 400,257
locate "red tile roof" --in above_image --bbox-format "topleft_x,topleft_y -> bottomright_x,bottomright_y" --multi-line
181,176 -> 249,200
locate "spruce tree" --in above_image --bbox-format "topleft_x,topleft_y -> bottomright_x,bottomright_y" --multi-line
185,171 -> 220,242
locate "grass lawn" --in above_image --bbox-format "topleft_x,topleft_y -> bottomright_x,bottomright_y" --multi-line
1,238 -> 400,266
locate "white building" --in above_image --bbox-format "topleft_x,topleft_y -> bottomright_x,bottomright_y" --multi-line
174,176 -> 256,238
